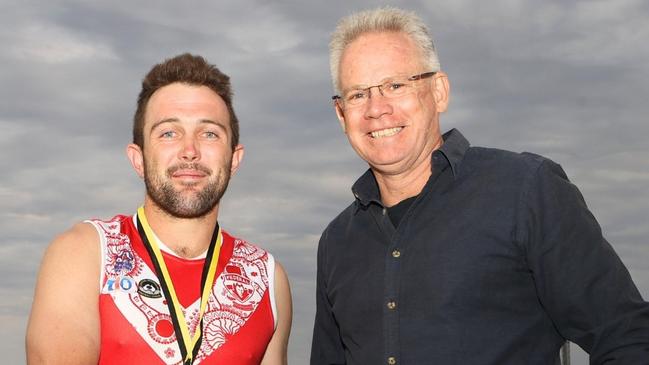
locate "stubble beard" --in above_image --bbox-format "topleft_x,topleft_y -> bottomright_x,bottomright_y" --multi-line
143,160 -> 231,219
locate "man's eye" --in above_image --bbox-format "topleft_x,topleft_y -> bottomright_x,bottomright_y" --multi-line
160,131 -> 176,138
204,131 -> 219,139
386,82 -> 406,91
346,91 -> 367,101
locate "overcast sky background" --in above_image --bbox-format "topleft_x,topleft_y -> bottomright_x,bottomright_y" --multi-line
1,1 -> 648,364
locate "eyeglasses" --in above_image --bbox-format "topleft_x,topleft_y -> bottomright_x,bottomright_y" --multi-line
332,71 -> 436,109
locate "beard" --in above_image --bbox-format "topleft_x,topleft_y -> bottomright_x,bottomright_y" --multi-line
143,160 -> 231,219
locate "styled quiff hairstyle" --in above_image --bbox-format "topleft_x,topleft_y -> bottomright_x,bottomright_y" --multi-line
329,6 -> 441,93
133,53 -> 239,151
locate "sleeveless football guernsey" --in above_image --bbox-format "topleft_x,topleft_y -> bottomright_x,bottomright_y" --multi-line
87,215 -> 277,364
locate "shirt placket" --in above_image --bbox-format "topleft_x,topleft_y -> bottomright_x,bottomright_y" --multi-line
373,205 -> 401,365
373,152 -> 451,365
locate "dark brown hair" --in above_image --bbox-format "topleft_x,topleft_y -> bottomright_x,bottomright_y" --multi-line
133,53 -> 239,150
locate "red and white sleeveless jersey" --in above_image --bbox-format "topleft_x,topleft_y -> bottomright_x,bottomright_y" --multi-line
87,215 -> 277,365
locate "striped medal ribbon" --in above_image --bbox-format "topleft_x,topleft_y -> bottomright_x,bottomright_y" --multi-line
136,206 -> 222,364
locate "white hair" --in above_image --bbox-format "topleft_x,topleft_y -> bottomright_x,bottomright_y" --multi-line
329,6 -> 441,93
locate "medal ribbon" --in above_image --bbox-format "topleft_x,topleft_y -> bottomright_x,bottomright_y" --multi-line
136,206 -> 222,364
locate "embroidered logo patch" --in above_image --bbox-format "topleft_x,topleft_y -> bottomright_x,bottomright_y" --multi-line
222,264 -> 254,303
138,279 -> 162,298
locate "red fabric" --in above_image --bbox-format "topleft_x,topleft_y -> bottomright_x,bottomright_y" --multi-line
96,215 -> 275,365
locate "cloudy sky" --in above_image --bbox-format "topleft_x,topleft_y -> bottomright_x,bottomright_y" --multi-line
2,0 -> 648,364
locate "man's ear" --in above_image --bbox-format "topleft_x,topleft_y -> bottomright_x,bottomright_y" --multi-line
432,72 -> 450,113
334,101 -> 347,133
229,144 -> 245,176
126,143 -> 145,179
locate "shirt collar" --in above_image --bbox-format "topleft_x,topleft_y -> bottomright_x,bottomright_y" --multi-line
438,128 -> 470,178
351,128 -> 470,207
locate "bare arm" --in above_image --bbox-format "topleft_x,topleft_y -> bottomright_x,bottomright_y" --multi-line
26,222 -> 101,365
260,261 -> 293,365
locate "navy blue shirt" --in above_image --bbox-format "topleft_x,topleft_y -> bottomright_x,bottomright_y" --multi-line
311,129 -> 649,365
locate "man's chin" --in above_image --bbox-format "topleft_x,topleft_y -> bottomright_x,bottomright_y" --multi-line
147,193 -> 219,219
163,204 -> 217,219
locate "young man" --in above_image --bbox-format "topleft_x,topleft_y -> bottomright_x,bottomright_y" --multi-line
311,7 -> 649,365
27,54 -> 291,365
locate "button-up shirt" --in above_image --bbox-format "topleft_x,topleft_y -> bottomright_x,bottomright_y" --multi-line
311,129 -> 649,365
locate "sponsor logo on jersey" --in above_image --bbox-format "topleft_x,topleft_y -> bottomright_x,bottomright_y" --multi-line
107,276 -> 136,292
138,278 -> 163,298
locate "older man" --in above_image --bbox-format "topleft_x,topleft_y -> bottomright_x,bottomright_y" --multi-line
311,7 -> 649,365
27,54 -> 292,365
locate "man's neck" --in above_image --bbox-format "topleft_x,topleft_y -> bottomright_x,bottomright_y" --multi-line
372,134 -> 443,207
374,159 -> 432,207
141,199 -> 220,259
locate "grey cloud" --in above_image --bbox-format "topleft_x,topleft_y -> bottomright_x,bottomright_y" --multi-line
2,1 -> 648,364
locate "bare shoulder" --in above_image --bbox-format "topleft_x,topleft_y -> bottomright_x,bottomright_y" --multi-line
52,221 -> 101,252
273,261 -> 291,297
35,221 -> 101,284
26,221 -> 102,365
36,221 -> 102,291
273,260 -> 292,321
260,260 -> 292,365
273,261 -> 292,323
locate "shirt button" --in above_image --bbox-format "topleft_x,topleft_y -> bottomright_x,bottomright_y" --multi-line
392,249 -> 401,258
382,207 -> 387,215
387,301 -> 397,310
387,356 -> 397,364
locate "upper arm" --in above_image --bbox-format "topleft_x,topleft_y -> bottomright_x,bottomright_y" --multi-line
260,261 -> 292,365
521,160 -> 649,359
26,222 -> 102,365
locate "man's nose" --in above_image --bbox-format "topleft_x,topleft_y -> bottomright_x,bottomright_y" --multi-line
364,86 -> 392,119
180,135 -> 200,161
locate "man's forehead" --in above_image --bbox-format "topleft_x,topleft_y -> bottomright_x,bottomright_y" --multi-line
147,83 -> 224,108
339,32 -> 425,88
144,83 -> 230,128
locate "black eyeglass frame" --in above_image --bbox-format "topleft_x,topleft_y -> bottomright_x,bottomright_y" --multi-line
331,71 -> 437,102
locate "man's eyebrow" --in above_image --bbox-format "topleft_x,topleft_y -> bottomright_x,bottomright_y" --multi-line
199,119 -> 228,133
149,118 -> 179,133
343,75 -> 407,92
149,118 -> 228,133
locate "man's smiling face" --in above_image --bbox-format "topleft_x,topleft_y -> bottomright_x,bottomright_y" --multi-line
132,82 -> 243,218
335,31 -> 448,176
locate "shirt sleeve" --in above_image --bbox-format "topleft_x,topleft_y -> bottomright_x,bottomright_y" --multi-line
310,230 -> 347,365
518,158 -> 649,364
